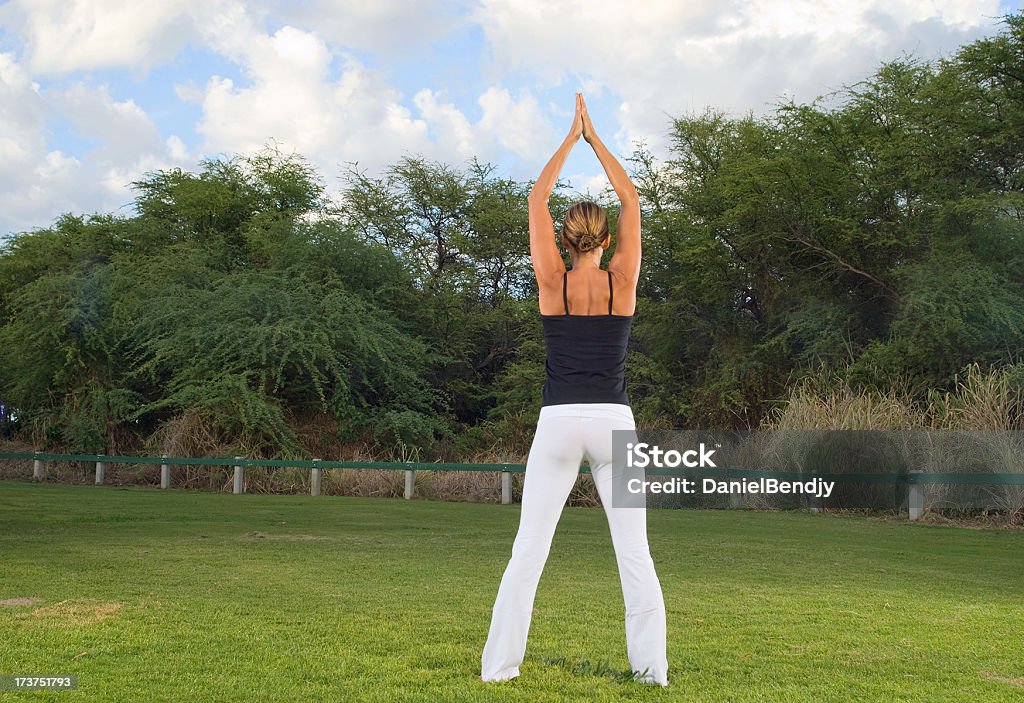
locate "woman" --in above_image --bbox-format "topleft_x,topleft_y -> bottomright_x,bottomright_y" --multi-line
480,94 -> 669,686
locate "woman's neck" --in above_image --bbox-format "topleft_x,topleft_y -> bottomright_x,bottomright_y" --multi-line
569,253 -> 603,269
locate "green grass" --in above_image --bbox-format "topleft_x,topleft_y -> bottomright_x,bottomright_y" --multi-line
1,480 -> 1022,702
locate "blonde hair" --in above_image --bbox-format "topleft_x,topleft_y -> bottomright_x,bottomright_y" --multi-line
563,201 -> 608,253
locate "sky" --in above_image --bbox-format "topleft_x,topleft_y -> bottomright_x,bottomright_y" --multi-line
1,0 -> 1022,241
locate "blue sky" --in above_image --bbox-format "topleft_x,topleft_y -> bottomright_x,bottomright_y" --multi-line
1,0 -> 1021,240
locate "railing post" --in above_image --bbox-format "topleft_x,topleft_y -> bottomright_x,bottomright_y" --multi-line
501,470 -> 512,505
95,455 -> 105,485
161,454 -> 170,489
908,469 -> 923,521
404,468 -> 415,500
233,456 -> 244,494
33,453 -> 44,481
728,490 -> 742,509
311,458 -> 322,497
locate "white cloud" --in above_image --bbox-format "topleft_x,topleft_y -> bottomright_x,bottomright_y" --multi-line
0,53 -> 48,176
477,87 -> 553,160
193,22 -> 430,173
49,82 -> 193,209
569,172 -> 612,197
413,89 -> 480,160
0,52 -> 193,236
173,81 -> 204,103
0,52 -> 83,232
167,135 -> 189,162
409,86 -> 557,165
192,16 -> 559,182
53,84 -> 165,164
2,0 -> 214,75
275,0 -> 466,53
474,0 -> 1006,161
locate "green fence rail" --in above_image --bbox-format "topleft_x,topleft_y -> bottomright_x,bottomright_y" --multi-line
2,451 -> 1022,517
0,451 -> 525,473
3,451 -> 1024,482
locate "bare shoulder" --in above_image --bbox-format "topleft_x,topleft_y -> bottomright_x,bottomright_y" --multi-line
536,269 -> 566,315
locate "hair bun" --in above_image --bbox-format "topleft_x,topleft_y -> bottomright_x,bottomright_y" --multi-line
577,233 -> 599,252
562,200 -> 609,254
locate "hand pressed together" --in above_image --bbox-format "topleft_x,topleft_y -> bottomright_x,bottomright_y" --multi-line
569,93 -> 584,141
569,93 -> 597,144
579,93 -> 597,143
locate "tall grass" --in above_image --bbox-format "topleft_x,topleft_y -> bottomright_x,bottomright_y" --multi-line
763,364 -> 1024,523
765,364 -> 1023,431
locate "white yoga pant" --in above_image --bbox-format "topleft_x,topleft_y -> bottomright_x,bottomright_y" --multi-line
481,402 -> 669,686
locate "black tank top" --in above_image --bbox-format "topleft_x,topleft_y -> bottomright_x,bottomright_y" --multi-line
540,270 -> 633,407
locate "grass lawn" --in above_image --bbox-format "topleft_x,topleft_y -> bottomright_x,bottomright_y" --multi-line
1,479 -> 1022,702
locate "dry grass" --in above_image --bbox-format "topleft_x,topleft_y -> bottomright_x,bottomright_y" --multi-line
0,437 -> 35,481
929,363 -> 1024,431
413,470 -> 509,503
924,365 -> 1022,524
980,672 -> 1024,689
766,364 -> 1023,433
762,380 -> 926,431
763,364 -> 1024,524
22,599 -> 124,627
241,531 -> 350,542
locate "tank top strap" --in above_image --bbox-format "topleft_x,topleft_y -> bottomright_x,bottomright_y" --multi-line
562,271 -> 569,315
607,270 -> 613,315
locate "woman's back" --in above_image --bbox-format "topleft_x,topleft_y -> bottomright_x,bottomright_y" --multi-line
539,266 -> 637,317
540,270 -> 633,407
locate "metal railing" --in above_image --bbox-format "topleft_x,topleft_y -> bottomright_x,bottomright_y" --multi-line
1,451 -> 527,504
2,450 -> 1022,518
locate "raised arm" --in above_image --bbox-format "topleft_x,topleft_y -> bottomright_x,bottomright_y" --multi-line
527,95 -> 584,286
580,96 -> 641,282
